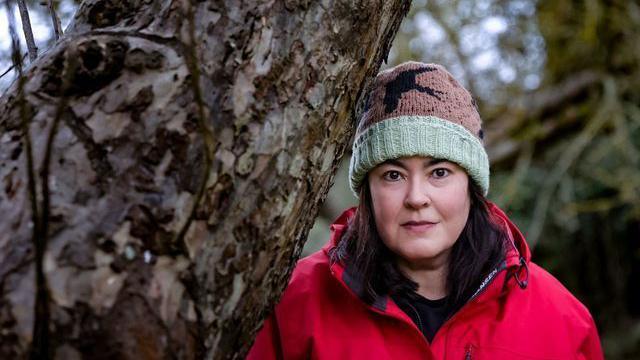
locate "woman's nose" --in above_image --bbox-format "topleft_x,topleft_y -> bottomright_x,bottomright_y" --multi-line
404,178 -> 431,209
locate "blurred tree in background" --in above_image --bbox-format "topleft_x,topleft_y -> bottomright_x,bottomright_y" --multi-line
306,0 -> 640,358
2,0 -> 639,358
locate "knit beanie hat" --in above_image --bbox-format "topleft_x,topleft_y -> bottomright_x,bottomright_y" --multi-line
349,61 -> 490,196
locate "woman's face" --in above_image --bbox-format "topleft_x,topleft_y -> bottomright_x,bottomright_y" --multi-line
368,156 -> 471,269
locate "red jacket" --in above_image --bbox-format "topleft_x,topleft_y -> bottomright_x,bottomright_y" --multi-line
247,203 -> 604,359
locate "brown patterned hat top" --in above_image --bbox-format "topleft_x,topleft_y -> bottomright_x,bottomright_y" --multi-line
356,62 -> 484,141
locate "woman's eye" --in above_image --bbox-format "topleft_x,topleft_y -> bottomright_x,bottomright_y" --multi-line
432,168 -> 449,178
383,170 -> 402,181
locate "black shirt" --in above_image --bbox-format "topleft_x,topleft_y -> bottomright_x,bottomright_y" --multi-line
391,291 -> 453,343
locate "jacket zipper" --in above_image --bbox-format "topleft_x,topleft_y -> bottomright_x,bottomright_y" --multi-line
434,261 -> 510,353
405,302 -> 424,334
443,261 -> 507,326
464,344 -> 474,360
466,261 -> 508,304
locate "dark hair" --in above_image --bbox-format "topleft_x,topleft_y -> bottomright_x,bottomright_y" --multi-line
330,176 -> 508,312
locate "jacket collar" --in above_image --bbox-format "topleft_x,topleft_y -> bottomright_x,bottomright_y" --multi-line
322,201 -> 532,311
486,201 -> 532,267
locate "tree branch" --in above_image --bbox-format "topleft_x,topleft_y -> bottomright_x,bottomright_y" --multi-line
46,0 -> 63,40
0,52 -> 26,81
4,0 -> 45,357
172,0 -> 218,254
16,0 -> 38,62
5,0 -> 38,255
32,44 -> 78,360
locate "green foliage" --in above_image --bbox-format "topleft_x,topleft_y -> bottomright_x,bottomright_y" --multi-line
495,1 -> 640,357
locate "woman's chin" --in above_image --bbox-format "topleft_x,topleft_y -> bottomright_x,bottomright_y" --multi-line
397,248 -> 448,267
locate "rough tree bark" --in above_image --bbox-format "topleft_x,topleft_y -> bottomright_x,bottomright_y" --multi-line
0,0 -> 410,359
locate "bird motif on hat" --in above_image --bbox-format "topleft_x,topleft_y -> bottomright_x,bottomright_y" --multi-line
383,66 -> 445,113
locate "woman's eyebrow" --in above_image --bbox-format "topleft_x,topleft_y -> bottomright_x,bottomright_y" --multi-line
381,159 -> 406,169
380,158 -> 446,168
425,158 -> 446,167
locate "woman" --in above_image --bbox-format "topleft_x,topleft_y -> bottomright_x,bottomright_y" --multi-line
247,62 -> 603,359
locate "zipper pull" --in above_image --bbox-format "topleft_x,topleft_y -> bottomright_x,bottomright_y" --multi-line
464,344 -> 474,360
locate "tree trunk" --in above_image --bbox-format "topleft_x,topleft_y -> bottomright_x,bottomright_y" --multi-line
0,0 -> 410,358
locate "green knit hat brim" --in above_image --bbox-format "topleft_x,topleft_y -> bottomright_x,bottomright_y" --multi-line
349,115 -> 490,197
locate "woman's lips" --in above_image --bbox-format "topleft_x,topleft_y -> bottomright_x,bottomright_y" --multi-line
401,221 -> 437,232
